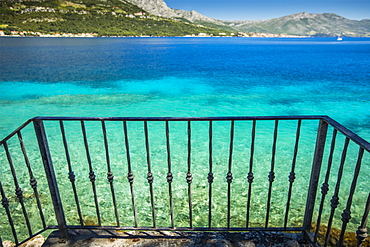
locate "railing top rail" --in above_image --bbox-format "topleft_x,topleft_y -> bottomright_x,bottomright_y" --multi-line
32,115 -> 327,121
1,115 -> 369,152
2,116 -> 321,146
0,119 -> 33,146
322,116 -> 370,152
29,115 -> 370,152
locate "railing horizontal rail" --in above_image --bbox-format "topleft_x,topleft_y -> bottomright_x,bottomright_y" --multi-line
29,116 -> 370,152
64,225 -> 305,232
32,115 -> 327,121
0,119 -> 33,145
322,116 -> 370,152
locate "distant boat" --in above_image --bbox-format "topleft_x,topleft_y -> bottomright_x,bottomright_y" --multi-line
337,33 -> 343,41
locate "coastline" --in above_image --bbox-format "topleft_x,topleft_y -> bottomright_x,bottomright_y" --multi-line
0,30 -> 309,38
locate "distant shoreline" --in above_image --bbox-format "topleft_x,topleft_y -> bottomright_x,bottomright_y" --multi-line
0,30 -> 310,38
2,31 -> 369,38
0,34 -> 312,38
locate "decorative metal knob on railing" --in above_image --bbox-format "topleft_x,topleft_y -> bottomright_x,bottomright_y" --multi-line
331,196 -> 340,208
341,209 -> 351,223
147,172 -> 154,184
15,187 -> 23,199
127,172 -> 134,184
1,197 -> 9,208
247,172 -> 254,183
107,172 -> 114,183
186,172 -> 193,184
321,183 -> 329,195
226,172 -> 233,184
29,178 -> 38,189
68,172 -> 76,183
268,171 -> 275,182
208,172 -> 214,183
167,172 -> 173,183
356,227 -> 368,246
89,171 -> 96,182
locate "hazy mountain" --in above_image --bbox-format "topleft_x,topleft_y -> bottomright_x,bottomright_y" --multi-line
125,0 -> 237,31
126,0 -> 370,36
224,12 -> 370,37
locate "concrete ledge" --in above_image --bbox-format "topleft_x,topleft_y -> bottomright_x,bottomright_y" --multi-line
42,230 -> 312,246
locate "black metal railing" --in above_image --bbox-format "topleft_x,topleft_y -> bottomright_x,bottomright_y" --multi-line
0,116 -> 369,247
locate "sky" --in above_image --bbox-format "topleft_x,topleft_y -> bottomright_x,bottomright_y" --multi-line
164,0 -> 370,21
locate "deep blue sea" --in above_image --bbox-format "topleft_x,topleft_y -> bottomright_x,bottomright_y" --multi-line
0,37 -> 369,242
1,37 -> 370,139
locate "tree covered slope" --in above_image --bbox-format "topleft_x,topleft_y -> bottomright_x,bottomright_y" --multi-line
0,0 -> 232,36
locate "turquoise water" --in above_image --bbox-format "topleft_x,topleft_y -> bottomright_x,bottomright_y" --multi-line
1,37 -> 370,139
0,37 -> 369,243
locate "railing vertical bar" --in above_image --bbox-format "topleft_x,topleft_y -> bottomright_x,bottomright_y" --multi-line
324,137 -> 350,247
81,121 -> 101,226
284,119 -> 302,229
17,130 -> 47,229
314,129 -> 338,243
338,147 -> 365,247
265,120 -> 278,228
356,193 -> 370,247
3,141 -> 33,237
144,121 -> 156,228
226,120 -> 235,229
303,119 -> 328,235
59,121 -> 84,226
33,120 -> 68,239
123,121 -> 138,228
165,121 -> 175,229
208,120 -> 214,229
187,121 -> 193,229
246,120 -> 256,229
101,121 -> 120,226
0,181 -> 18,244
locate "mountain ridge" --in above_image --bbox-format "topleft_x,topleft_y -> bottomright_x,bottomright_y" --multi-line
125,0 -> 370,36
223,12 -> 370,36
1,0 -> 369,36
126,0 -> 223,24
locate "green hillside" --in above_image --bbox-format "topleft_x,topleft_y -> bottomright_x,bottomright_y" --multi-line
0,0 -> 231,36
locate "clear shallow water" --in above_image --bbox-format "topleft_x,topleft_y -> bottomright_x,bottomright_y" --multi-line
0,37 -> 369,242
